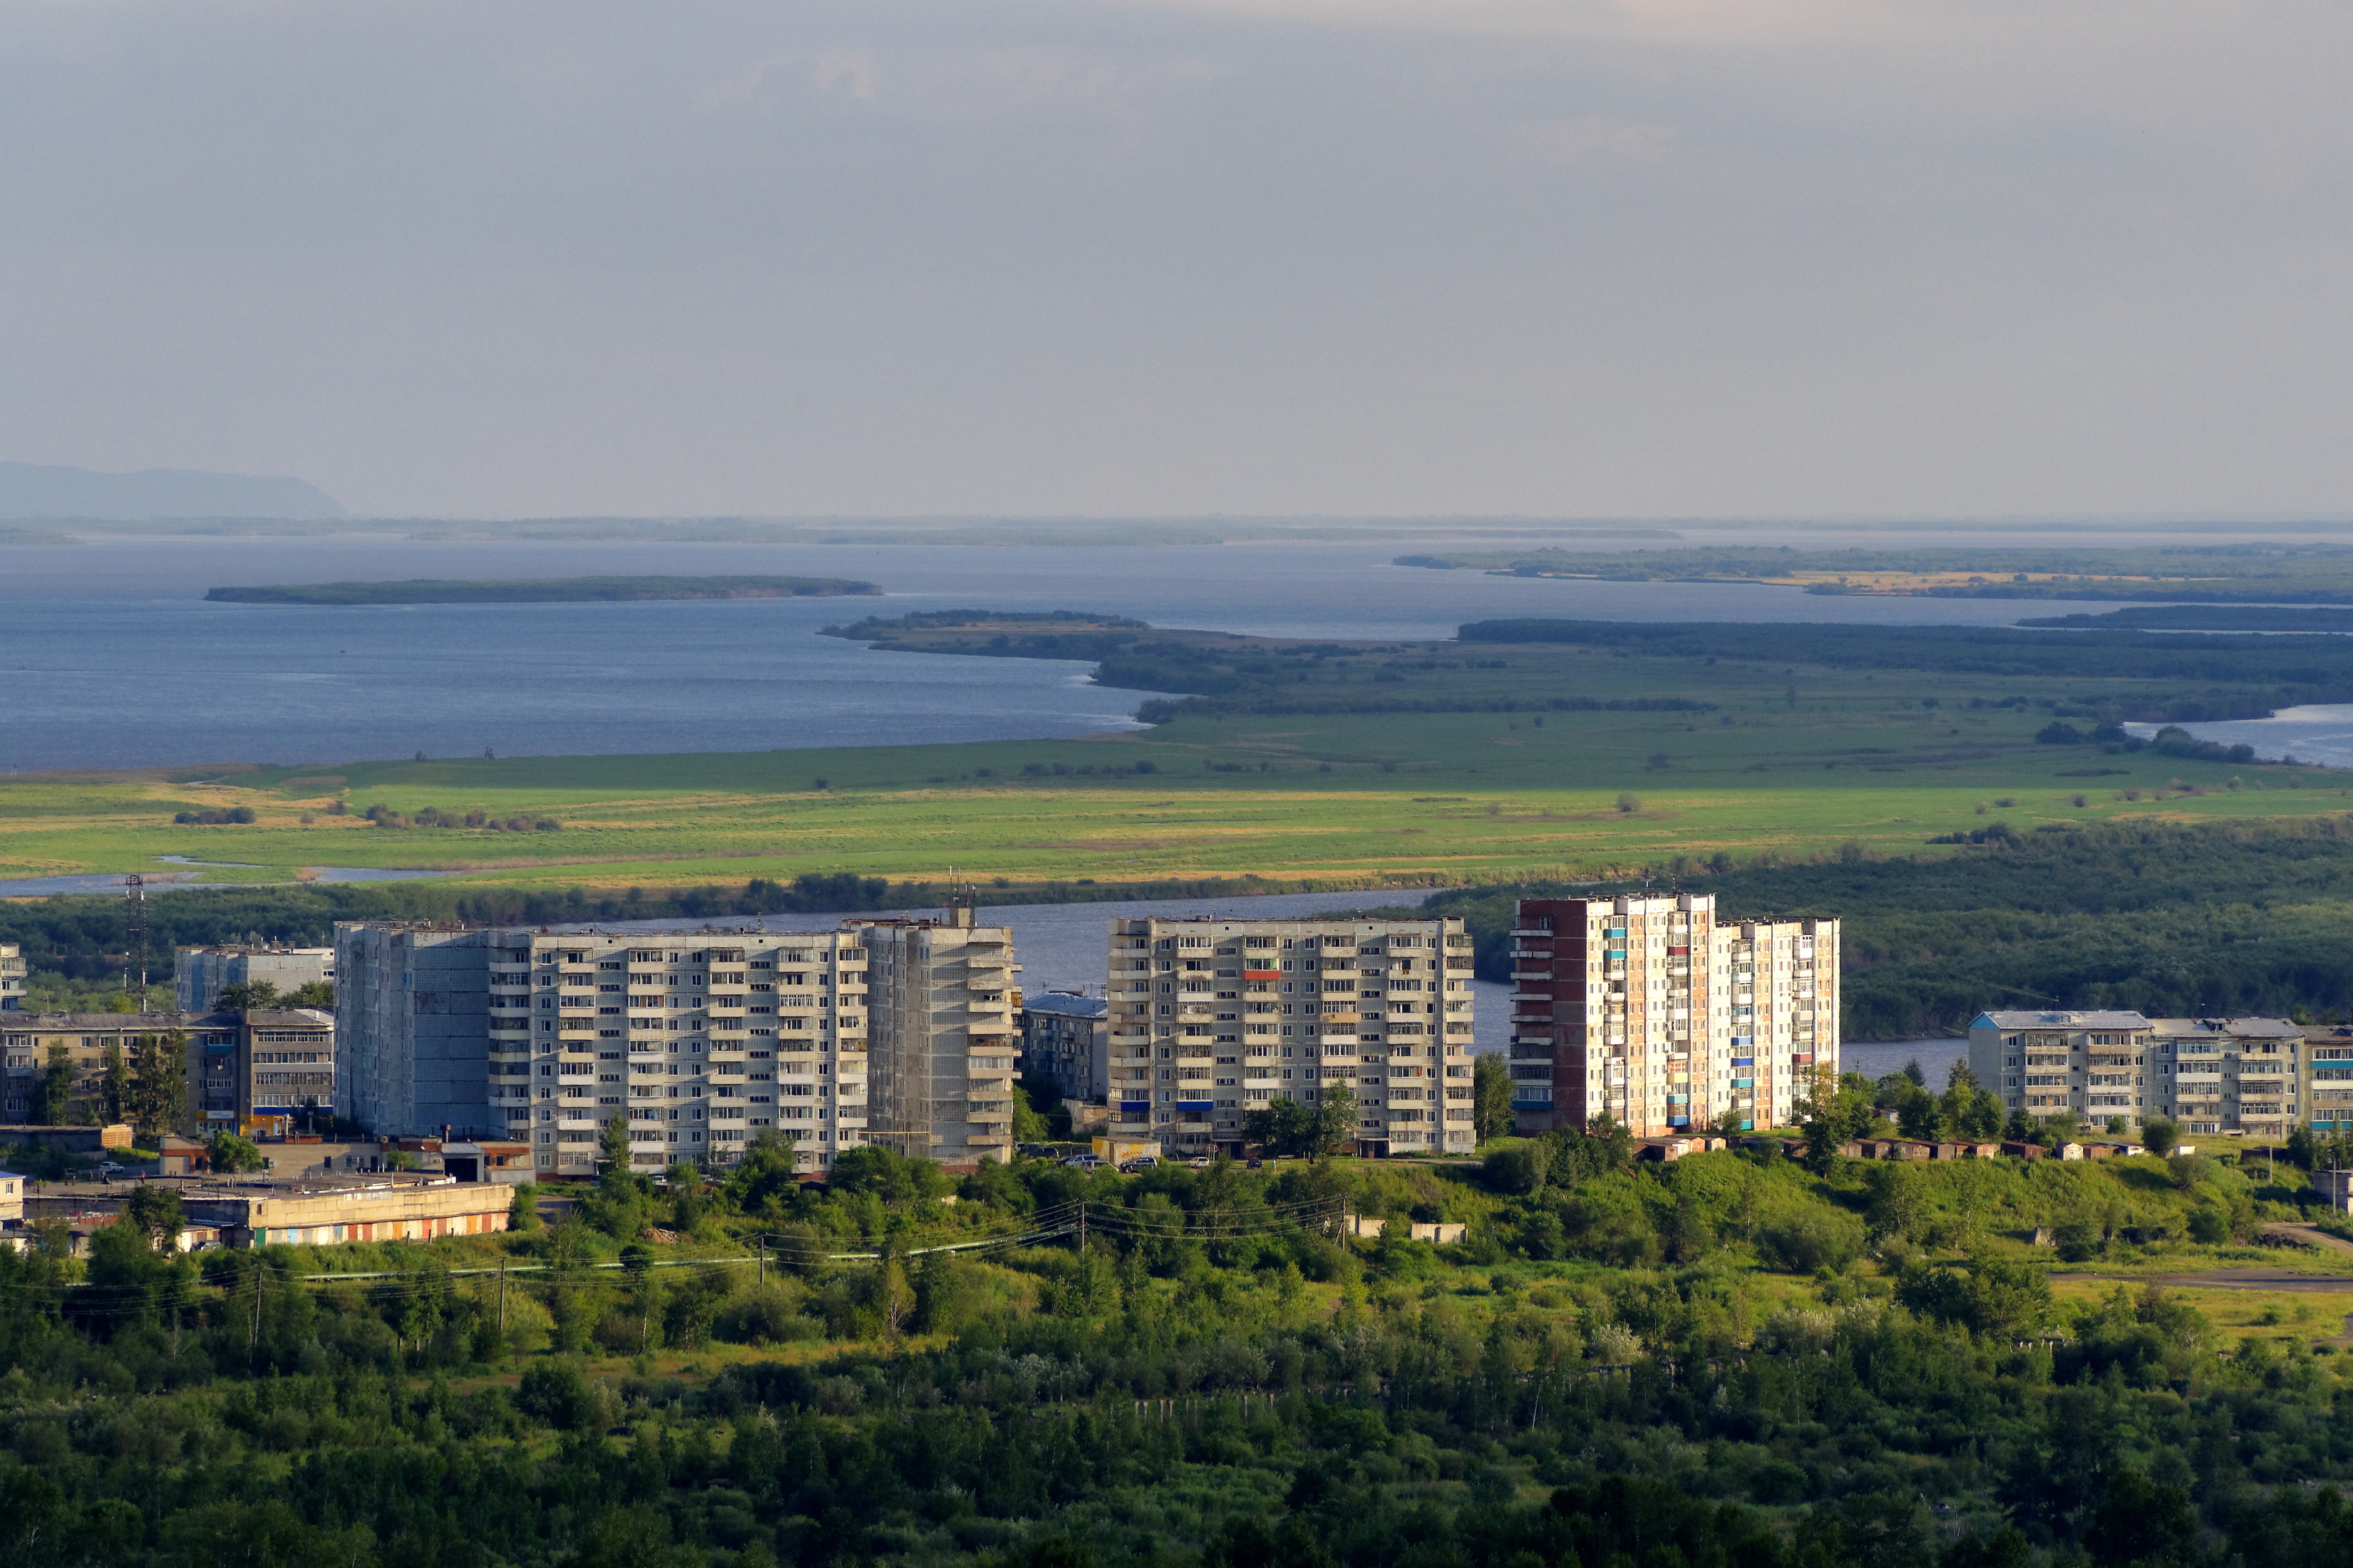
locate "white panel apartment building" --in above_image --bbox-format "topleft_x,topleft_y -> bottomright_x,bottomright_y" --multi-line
338,917 -> 1014,1175
1105,914 -> 1477,1157
1509,894 -> 1839,1138
1969,1010 -> 2314,1139
176,945 -> 334,1014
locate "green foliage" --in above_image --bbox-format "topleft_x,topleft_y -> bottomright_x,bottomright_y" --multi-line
214,979 -> 282,1011
1471,1053 -> 1513,1144
205,1131 -> 265,1174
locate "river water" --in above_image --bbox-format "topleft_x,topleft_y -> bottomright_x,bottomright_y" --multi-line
0,534 -> 2118,773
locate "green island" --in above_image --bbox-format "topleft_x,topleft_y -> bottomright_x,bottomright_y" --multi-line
1396,542 -> 2353,604
202,575 -> 881,605
6,1118 -> 2353,1568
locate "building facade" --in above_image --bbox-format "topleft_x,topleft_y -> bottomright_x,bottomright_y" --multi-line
2,1009 -> 326,1134
195,1009 -> 336,1135
2309,1026 -> 2353,1133
1019,991 -> 1108,1103
1508,894 -> 1839,1137
1967,1011 -> 2320,1138
336,918 -> 1014,1175
1103,915 -> 1477,1157
1,942 -> 22,1010
175,944 -> 334,1014
860,913 -> 1017,1164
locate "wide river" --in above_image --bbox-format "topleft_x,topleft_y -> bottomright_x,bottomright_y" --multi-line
1,533 -> 2118,773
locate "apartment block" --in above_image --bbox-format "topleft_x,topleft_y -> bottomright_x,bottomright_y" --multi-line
0,942 -> 22,1010
1104,915 -> 1477,1157
195,1009 -> 336,1135
336,917 -> 1014,1175
1,1009 -> 324,1133
175,944 -> 334,1013
2307,1026 -> 2353,1133
1510,894 -> 1838,1138
1969,1011 -> 2317,1138
1020,991 -> 1109,1103
862,911 -> 1019,1165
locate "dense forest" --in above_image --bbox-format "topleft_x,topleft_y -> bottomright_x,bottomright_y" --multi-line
5,1128 -> 2353,1568
1427,817 -> 2353,1038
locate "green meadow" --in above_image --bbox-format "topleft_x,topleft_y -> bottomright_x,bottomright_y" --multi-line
3,632 -> 2341,894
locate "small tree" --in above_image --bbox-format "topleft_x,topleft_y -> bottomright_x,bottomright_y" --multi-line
32,1043 -> 74,1124
215,980 -> 283,1012
285,980 -> 335,1009
2141,1118 -> 2181,1158
129,1031 -> 190,1143
100,1041 -> 131,1125
1309,1083 -> 1357,1162
1471,1053 -> 1514,1145
206,1130 -> 265,1174
122,1184 -> 184,1252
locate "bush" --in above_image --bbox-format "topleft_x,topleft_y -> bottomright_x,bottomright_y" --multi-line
1758,1209 -> 1865,1274
514,1361 -> 617,1430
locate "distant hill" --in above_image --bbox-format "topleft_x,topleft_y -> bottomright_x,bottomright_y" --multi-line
0,460 -> 346,520
205,575 -> 881,604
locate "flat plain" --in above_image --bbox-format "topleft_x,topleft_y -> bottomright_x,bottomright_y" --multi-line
4,626 -> 2342,894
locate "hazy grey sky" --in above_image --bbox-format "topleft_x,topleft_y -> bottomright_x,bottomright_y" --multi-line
3,1 -> 2348,519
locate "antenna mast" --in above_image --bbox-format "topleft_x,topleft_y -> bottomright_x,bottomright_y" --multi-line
124,875 -> 149,1009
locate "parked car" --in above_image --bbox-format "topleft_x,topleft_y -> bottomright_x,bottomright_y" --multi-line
1059,1154 -> 1106,1170
1118,1155 -> 1158,1172
1016,1143 -> 1056,1159
1187,1156 -> 1212,1168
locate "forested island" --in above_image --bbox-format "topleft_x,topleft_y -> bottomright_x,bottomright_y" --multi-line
1398,542 -> 2353,604
205,575 -> 881,604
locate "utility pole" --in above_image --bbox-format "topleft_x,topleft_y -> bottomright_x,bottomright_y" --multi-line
498,1258 -> 508,1334
757,1238 -> 765,1289
1077,1200 -> 1086,1252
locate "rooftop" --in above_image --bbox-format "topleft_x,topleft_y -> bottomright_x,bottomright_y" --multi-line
1973,1010 -> 2153,1029
1023,991 -> 1106,1019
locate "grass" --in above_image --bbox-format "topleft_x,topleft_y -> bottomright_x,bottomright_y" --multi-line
4,641 -> 2344,894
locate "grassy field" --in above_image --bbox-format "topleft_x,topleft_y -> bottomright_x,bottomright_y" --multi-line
4,653 -> 2344,894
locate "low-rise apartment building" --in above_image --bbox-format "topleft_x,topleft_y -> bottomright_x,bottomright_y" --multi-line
3,1009 -> 331,1134
175,944 -> 334,1013
338,914 -> 1015,1175
1970,1010 -> 2318,1138
1104,914 -> 1477,1157
1020,991 -> 1108,1102
1509,894 -> 1838,1137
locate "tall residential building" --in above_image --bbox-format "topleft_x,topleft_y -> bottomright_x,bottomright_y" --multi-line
1509,894 -> 1838,1137
862,911 -> 1019,1165
1019,991 -> 1109,1103
0,942 -> 22,1010
1105,914 -> 1476,1157
1968,1010 -> 2315,1139
336,918 -> 1011,1175
175,945 -> 334,1013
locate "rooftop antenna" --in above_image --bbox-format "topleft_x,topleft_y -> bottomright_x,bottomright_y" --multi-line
124,875 -> 149,1010
945,869 -> 979,929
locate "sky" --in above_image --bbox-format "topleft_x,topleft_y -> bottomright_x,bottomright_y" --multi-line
1,0 -> 2349,520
